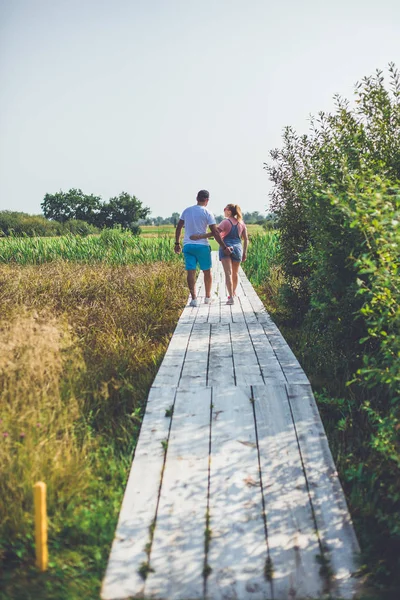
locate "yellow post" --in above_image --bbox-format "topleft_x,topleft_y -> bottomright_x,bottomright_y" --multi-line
33,481 -> 48,571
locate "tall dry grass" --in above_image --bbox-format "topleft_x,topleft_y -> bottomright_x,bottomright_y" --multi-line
0,261 -> 187,598
0,312 -> 89,538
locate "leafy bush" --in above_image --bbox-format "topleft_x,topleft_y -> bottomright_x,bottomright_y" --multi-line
263,64 -> 400,589
59,219 -> 98,236
0,211 -> 99,237
0,211 -> 58,237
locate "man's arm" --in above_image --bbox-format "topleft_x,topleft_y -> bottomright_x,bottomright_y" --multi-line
174,219 -> 184,253
209,224 -> 232,255
189,232 -> 213,240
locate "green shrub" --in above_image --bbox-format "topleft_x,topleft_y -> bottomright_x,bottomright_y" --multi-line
0,211 -> 58,237
263,64 -> 400,589
0,211 -> 99,237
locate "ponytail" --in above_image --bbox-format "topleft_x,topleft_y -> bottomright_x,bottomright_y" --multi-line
234,205 -> 243,222
226,203 -> 243,222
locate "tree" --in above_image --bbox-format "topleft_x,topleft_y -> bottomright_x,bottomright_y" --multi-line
171,212 -> 180,227
42,189 -> 150,230
243,210 -> 265,223
97,192 -> 150,229
41,189 -> 101,223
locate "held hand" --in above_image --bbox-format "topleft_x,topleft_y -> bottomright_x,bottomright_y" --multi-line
223,246 -> 233,256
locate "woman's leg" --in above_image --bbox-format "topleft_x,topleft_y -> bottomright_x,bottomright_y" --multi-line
232,260 -> 240,296
221,257 -> 233,298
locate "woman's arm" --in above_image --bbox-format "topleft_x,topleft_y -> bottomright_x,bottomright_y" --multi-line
241,226 -> 249,261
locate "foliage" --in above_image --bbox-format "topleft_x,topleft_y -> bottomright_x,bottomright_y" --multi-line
96,191 -> 149,229
328,174 -> 400,400
0,211 -> 98,237
0,260 -> 187,599
242,231 -> 280,285
41,189 -> 150,230
41,189 -> 102,224
262,63 -> 400,590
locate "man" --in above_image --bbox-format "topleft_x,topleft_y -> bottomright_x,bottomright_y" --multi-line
174,190 -> 232,307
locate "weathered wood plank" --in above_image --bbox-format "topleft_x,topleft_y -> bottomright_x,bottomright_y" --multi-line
287,384 -> 361,599
208,297 -> 221,325
230,296 -> 246,323
230,322 -> 264,386
245,322 -> 286,382
238,294 -> 258,323
207,386 -> 271,600
152,323 -> 193,388
195,289 -> 212,323
179,323 -> 210,389
208,324 -> 235,387
144,388 -> 211,600
252,384 -> 324,599
220,298 -> 232,325
101,386 -> 177,600
259,320 -> 310,383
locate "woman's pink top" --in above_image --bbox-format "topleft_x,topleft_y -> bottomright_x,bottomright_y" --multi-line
218,218 -> 247,239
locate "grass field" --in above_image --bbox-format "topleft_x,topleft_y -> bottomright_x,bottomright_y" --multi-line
0,228 -> 282,599
1,229 -> 393,599
0,225 -> 272,264
0,228 -> 178,265
0,259 -> 188,599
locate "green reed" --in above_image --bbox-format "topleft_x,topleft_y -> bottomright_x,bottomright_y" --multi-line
244,231 -> 280,285
0,229 -> 179,265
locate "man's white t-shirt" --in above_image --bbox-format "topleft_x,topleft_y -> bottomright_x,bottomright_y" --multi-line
180,205 -> 216,245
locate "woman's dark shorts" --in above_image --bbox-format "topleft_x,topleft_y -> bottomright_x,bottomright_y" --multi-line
219,243 -> 242,262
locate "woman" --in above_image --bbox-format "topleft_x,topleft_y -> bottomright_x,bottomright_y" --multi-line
190,204 -> 248,305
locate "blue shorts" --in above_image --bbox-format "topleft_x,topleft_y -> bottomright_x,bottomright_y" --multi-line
183,244 -> 212,271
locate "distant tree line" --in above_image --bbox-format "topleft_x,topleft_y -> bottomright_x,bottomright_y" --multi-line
0,189 -> 150,237
41,189 -> 150,232
1,191 -> 274,237
141,210 -> 276,227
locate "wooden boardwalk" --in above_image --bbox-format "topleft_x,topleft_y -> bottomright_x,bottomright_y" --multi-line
102,253 -> 361,600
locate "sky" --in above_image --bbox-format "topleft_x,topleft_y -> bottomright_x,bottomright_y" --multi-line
0,0 -> 399,219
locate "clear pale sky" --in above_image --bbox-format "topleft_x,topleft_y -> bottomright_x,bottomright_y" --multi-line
1,0 -> 399,218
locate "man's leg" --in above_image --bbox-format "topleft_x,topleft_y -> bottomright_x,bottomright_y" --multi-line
197,245 -> 213,301
187,269 -> 197,299
203,269 -> 212,298
182,246 -> 197,302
